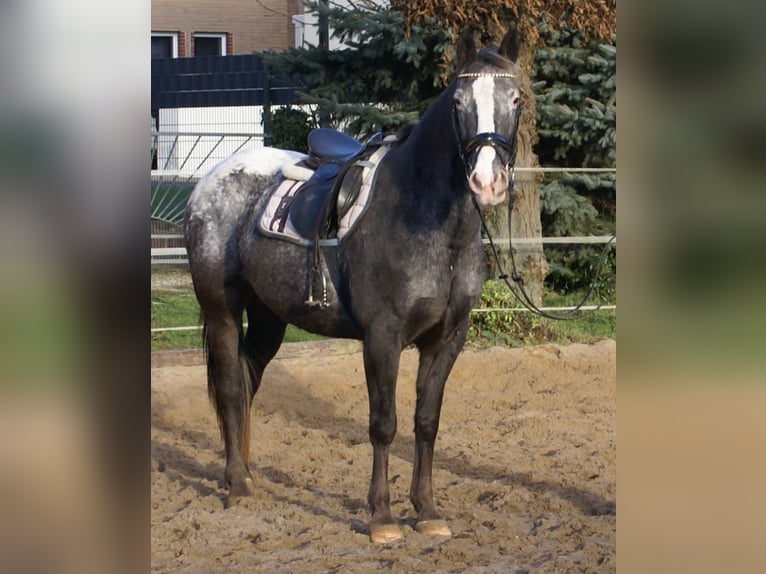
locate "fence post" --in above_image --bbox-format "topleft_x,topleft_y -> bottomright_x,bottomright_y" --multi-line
262,72 -> 272,147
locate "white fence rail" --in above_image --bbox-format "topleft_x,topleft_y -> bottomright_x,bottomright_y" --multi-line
151,301 -> 618,334
151,234 -> 616,264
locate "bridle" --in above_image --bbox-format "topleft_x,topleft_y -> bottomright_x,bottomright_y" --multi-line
452,72 -> 521,180
452,71 -> 616,321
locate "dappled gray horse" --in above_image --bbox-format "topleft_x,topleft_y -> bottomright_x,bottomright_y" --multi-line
185,29 -> 522,543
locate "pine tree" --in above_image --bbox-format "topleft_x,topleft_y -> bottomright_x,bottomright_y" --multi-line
533,25 -> 616,295
263,0 -> 451,138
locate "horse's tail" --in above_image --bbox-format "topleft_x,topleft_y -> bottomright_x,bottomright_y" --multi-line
202,314 -> 259,463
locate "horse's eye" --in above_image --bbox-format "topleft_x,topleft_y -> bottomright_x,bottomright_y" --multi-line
511,95 -> 520,106
453,89 -> 467,109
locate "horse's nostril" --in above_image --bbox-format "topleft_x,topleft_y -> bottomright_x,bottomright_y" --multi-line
470,169 -> 508,194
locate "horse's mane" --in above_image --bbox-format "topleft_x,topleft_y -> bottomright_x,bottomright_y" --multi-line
394,123 -> 417,144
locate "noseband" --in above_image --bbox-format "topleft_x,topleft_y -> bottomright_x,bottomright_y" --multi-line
452,72 -> 521,180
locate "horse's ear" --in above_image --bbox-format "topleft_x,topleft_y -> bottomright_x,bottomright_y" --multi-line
455,27 -> 477,71
498,26 -> 520,63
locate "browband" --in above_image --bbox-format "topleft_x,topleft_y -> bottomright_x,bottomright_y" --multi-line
456,72 -> 515,79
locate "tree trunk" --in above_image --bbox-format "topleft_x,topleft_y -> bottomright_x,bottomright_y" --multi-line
483,42 -> 547,305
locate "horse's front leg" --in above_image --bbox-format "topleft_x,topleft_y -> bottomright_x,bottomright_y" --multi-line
410,318 -> 470,537
363,326 -> 402,543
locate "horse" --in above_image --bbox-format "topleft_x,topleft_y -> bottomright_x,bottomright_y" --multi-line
184,29 -> 522,544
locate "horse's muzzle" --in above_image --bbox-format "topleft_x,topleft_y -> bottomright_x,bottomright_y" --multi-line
469,165 -> 508,207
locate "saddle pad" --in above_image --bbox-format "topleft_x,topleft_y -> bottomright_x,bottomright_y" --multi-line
260,179 -> 305,242
258,144 -> 391,244
337,144 -> 390,239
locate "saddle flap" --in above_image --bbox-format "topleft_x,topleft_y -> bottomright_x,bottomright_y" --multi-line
289,162 -> 343,238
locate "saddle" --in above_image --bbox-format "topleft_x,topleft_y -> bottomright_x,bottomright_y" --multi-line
307,127 -> 364,167
271,128 -> 383,240
265,128 -> 388,308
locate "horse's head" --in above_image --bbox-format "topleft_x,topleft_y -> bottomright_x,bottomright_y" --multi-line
452,29 -> 521,208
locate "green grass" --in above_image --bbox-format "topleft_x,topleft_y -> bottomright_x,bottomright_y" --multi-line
151,289 -> 324,351
466,281 -> 615,348
467,304 -> 616,349
151,273 -> 615,351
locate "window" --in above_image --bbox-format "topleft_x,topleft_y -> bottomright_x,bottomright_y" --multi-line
194,33 -> 226,57
151,33 -> 178,59
292,15 -> 305,48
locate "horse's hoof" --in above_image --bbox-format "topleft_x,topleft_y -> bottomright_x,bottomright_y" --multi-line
225,494 -> 247,508
369,522 -> 403,544
226,477 -> 254,506
415,519 -> 452,537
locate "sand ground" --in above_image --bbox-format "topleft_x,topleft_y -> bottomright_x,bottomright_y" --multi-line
151,338 -> 615,573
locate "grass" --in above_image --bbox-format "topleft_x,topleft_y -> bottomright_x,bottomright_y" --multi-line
466,304 -> 616,349
151,271 -> 615,351
151,290 -> 324,351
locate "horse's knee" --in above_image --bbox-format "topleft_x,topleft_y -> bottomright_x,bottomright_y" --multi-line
414,413 -> 440,443
369,411 -> 397,446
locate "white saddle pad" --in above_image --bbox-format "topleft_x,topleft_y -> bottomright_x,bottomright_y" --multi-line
259,144 -> 390,245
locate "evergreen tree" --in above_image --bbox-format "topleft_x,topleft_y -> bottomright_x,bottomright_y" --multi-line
533,25 -> 616,295
263,0 -> 451,138
391,0 -> 616,304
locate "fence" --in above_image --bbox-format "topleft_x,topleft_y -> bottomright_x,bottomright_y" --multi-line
150,143 -> 616,271
151,53 -> 304,242
151,53 -> 301,112
151,131 -> 268,255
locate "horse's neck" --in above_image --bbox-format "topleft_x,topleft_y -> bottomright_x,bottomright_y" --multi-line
399,86 -> 478,221
408,87 -> 460,184
384,101 -> 480,247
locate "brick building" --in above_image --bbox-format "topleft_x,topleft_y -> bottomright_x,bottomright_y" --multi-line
151,0 -> 305,58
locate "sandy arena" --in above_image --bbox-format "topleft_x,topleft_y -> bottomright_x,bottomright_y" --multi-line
151,338 -> 615,572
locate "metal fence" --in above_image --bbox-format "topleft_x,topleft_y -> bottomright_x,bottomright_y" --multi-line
151,53 -> 301,111
151,131 -> 268,257
150,145 -> 617,266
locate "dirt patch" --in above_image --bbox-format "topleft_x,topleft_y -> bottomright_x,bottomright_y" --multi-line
151,339 -> 615,573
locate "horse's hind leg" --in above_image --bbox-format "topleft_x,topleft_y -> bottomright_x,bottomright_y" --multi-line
201,293 -> 254,502
240,300 -> 287,422
203,294 -> 287,505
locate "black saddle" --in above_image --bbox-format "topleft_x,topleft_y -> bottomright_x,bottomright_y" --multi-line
289,129 -> 381,239
289,162 -> 343,238
306,128 -> 364,168
282,129 -> 384,308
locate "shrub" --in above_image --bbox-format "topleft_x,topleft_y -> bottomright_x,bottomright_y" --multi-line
269,107 -> 317,152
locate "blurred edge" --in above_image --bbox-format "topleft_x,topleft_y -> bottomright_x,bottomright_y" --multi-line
0,2 -> 150,573
619,0 -> 766,572
1,0 -> 765,572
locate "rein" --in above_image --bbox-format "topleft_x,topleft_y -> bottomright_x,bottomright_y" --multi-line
476,200 -> 616,320
453,72 -> 614,320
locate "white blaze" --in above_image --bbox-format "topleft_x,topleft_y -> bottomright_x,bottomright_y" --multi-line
471,76 -> 497,186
